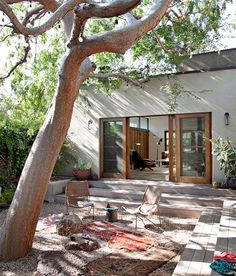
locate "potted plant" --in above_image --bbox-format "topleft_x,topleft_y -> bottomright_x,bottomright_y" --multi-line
212,137 -> 236,189
73,159 -> 92,180
212,180 -> 221,189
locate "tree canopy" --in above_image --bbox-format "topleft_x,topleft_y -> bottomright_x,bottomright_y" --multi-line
0,0 -> 233,133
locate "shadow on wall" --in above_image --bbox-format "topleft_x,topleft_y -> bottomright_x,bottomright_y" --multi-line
53,138 -> 79,177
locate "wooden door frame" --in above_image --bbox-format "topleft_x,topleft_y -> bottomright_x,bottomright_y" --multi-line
174,112 -> 212,184
100,117 -> 129,178
100,113 -> 212,183
168,115 -> 175,182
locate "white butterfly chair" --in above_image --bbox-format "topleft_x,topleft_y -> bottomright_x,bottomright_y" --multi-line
121,185 -> 162,230
65,181 -> 94,219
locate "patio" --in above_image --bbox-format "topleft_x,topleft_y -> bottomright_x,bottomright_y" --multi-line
1,180 -> 236,275
0,202 -> 196,275
44,179 -> 236,275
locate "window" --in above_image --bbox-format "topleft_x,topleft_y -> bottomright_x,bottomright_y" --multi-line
129,117 -> 149,130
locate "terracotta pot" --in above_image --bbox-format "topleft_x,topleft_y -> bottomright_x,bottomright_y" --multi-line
73,169 -> 91,180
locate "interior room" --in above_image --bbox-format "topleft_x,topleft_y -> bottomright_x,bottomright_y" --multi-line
129,115 -> 169,181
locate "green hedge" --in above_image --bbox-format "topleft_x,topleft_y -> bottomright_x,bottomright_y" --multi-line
0,126 -> 34,191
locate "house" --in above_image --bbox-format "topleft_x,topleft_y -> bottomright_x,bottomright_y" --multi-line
63,48 -> 236,184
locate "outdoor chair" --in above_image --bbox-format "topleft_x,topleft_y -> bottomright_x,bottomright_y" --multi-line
121,185 -> 162,230
65,180 -> 95,219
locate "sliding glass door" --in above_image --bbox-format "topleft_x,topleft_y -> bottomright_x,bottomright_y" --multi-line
100,113 -> 211,183
100,118 -> 128,178
174,113 -> 211,183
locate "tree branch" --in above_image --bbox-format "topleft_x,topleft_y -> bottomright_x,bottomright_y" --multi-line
0,32 -> 13,42
68,0 -> 141,48
76,58 -> 96,92
22,6 -> 45,26
89,72 -> 149,87
0,36 -> 30,80
0,0 -> 87,36
4,0 -> 59,10
0,24 -> 14,29
81,0 -> 172,55
152,30 -> 172,53
123,12 -> 139,24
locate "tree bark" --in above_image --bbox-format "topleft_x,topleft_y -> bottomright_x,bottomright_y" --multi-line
0,49 -> 84,261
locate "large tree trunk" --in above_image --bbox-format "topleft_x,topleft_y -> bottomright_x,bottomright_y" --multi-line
0,50 -> 82,261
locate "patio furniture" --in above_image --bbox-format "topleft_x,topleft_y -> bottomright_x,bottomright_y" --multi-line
156,158 -> 169,167
130,150 -> 156,171
65,180 -> 95,219
121,185 -> 162,230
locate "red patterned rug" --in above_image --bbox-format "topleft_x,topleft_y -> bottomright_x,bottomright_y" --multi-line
84,220 -> 154,251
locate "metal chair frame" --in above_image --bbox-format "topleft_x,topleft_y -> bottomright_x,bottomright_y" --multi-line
121,185 -> 161,230
65,180 -> 94,219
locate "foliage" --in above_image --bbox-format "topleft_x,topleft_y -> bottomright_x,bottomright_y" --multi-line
0,0 -> 232,106
160,81 -> 205,112
53,138 -> 78,174
0,31 -> 66,135
73,159 -> 92,170
0,31 -> 65,185
0,126 -> 34,189
132,0 -> 230,70
82,0 -> 231,95
212,180 -> 221,188
212,137 -> 236,178
0,186 -> 15,204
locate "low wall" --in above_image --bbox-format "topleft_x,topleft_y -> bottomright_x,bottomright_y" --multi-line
44,179 -> 71,203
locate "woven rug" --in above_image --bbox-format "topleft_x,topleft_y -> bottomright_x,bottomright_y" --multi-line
84,220 -> 154,251
36,213 -> 64,231
86,249 -> 176,275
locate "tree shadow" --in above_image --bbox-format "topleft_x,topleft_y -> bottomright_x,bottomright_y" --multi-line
145,221 -> 195,233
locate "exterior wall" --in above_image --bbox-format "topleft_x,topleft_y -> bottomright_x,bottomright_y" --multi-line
67,69 -> 236,183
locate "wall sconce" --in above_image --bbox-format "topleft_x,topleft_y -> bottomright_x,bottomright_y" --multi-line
88,119 -> 93,130
224,112 -> 230,126
157,138 -> 163,145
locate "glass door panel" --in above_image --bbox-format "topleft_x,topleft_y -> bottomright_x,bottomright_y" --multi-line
101,118 -> 126,178
168,115 -> 176,181
176,113 -> 211,183
180,117 -> 206,177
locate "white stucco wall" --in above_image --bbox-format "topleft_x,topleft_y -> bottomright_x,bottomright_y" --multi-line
68,69 -> 236,182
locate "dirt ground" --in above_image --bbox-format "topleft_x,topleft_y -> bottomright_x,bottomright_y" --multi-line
0,203 -> 197,275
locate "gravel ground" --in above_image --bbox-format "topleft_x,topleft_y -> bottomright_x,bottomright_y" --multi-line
0,203 -> 197,276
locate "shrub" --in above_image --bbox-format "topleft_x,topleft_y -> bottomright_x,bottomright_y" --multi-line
0,126 -> 35,190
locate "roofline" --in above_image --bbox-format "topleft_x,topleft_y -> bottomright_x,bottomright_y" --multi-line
189,47 -> 236,58
149,66 -> 236,78
169,66 -> 236,76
